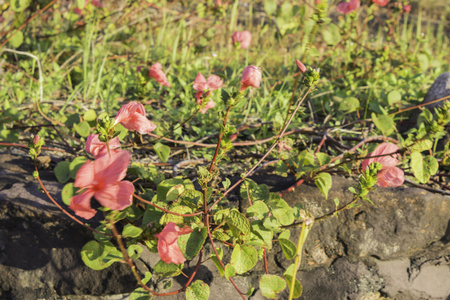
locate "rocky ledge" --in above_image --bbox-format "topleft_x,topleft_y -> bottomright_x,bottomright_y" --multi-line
0,151 -> 449,299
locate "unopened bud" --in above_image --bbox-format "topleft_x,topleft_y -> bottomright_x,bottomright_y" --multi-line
33,135 -> 40,145
230,132 -> 239,141
296,60 -> 307,73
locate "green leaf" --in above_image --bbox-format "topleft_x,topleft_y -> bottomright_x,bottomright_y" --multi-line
226,209 -> 251,238
127,244 -> 143,259
154,142 -> 171,163
263,216 -> 282,232
249,220 -> 273,248
122,224 -> 143,238
130,288 -> 152,300
224,264 -> 236,280
157,178 -> 184,202
230,244 -> 258,274
74,121 -> 91,137
93,224 -> 112,243
279,238 -> 297,260
211,247 -> 224,276
69,156 -> 88,179
259,274 -> 287,299
166,184 -> 185,202
409,139 -> 433,152
178,227 -> 207,260
371,113 -> 394,136
9,31 -> 24,48
54,161 -> 71,183
10,0 -> 30,12
315,153 -> 331,166
322,23 -> 341,45
61,183 -> 76,206
264,0 -> 277,16
81,241 -> 123,270
246,201 -> 269,219
153,260 -> 182,277
314,172 -> 332,199
283,263 -> 303,298
240,180 -> 270,203
84,109 -> 97,122
387,90 -> 401,105
186,280 -> 210,300
266,194 -> 294,226
410,152 -> 438,184
339,97 -> 360,113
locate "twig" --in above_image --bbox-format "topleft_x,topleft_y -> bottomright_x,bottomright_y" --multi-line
133,194 -> 203,217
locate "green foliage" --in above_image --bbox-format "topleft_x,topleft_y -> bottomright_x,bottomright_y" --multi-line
153,260 -> 183,277
81,241 -> 123,270
186,280 -> 210,300
259,274 -> 287,299
230,244 -> 258,274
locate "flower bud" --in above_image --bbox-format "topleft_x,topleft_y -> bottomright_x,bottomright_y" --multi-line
402,4 -> 411,13
240,66 -> 262,91
296,60 -> 307,73
33,135 -> 40,145
230,132 -> 239,141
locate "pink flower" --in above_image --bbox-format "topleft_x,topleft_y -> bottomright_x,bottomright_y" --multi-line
361,143 -> 404,187
231,31 -> 252,49
193,73 -> 223,114
240,66 -> 262,91
69,150 -> 134,219
373,0 -> 389,6
86,134 -> 121,158
155,222 -> 193,264
114,101 -> 157,134
296,60 -> 307,73
149,63 -> 171,87
336,0 -> 360,14
403,4 -> 411,13
216,0 -> 222,5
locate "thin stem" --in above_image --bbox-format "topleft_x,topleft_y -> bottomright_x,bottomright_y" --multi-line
33,161 -> 111,237
208,87 -> 313,212
109,218 -> 204,297
209,105 -> 233,173
288,221 -> 312,300
205,214 -> 246,299
134,193 -> 203,217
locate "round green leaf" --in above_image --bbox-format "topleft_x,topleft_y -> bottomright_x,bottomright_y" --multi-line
122,224 -> 143,238
10,0 -> 30,12
259,274 -> 287,299
9,31 -> 24,48
54,161 -> 71,183
338,97 -> 360,113
74,121 -> 91,137
230,244 -> 258,274
178,227 -> 207,260
129,287 -> 151,300
186,280 -> 210,300
387,90 -> 401,105
61,183 -> 76,206
153,260 -> 182,277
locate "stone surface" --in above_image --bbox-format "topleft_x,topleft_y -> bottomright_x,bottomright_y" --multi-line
0,151 -> 449,299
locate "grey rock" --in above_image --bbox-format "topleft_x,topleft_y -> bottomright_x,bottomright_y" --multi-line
1,152 -> 450,300
407,72 -> 450,129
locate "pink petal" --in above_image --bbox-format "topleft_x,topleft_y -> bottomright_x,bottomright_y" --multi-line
196,91 -> 203,105
240,31 -> 252,49
231,31 -> 242,44
121,113 -> 157,134
149,63 -> 171,87
378,167 -> 404,187
74,160 -> 95,188
94,181 -> 134,211
206,75 -> 223,91
69,190 -> 96,219
95,150 -> 131,185
200,99 -> 215,114
193,73 -> 207,91
86,134 -> 121,158
156,222 -> 193,264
